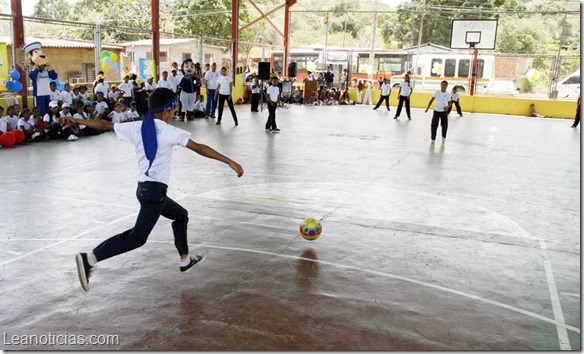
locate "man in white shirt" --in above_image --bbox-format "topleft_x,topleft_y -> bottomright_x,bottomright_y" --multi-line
67,87 -> 243,292
204,63 -> 221,118
214,67 -> 238,126
94,78 -> 109,98
265,76 -> 281,132
169,69 -> 180,93
373,78 -> 391,111
425,80 -> 452,143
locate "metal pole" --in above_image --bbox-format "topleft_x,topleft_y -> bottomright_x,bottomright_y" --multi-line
368,0 -> 378,80
232,0 -> 239,80
469,45 -> 478,96
324,11 -> 329,71
343,13 -> 348,47
198,35 -> 203,64
94,24 -> 101,77
413,0 -> 426,89
11,0 -> 27,108
152,0 -> 160,81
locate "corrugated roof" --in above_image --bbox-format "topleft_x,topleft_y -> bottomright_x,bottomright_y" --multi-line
0,36 -> 123,49
120,38 -> 197,46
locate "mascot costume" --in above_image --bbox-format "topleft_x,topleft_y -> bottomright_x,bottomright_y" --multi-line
24,42 -> 58,117
176,58 -> 199,121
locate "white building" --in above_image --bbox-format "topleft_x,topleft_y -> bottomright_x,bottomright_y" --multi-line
119,38 -> 229,75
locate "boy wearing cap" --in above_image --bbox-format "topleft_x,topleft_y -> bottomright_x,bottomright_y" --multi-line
66,87 -> 244,292
95,93 -> 109,118
118,76 -> 134,108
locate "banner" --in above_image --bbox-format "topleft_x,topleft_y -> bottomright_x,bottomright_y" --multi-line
138,58 -> 157,83
0,42 -> 9,93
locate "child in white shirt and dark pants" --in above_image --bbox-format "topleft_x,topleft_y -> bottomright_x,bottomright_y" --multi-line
425,80 -> 452,143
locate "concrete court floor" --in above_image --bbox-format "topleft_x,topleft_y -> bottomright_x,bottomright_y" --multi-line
0,102 -> 580,350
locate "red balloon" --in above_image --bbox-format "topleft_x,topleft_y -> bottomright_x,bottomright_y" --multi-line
12,129 -> 25,143
0,132 -> 16,147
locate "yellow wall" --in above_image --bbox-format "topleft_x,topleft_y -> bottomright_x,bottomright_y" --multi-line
347,88 -> 577,119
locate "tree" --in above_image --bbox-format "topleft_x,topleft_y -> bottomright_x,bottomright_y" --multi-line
33,0 -> 70,20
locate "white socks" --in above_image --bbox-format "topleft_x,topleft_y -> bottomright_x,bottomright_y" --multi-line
180,255 -> 192,267
87,253 -> 98,266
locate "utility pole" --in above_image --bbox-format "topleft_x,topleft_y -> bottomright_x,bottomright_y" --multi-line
368,0 -> 379,80
413,0 -> 426,89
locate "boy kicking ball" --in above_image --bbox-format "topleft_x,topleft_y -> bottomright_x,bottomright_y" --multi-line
65,88 -> 244,292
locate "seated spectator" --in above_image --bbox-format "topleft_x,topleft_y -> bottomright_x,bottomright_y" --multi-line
5,105 -> 20,131
74,102 -> 100,136
78,85 -> 90,102
84,101 -> 98,120
0,106 -> 10,134
306,91 -> 319,105
60,103 -> 73,118
31,106 -> 46,137
17,108 -> 42,141
126,102 -> 140,121
193,95 -> 206,118
94,93 -> 109,119
43,101 -> 78,141
107,103 -> 127,123
72,87 -> 82,106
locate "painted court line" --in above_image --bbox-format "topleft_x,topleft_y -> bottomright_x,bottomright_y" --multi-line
11,190 -> 136,209
146,241 -> 581,335
540,240 -> 571,349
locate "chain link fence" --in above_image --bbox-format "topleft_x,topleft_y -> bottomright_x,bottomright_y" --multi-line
288,8 -> 580,99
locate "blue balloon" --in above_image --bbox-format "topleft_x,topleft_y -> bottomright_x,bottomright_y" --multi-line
103,57 -> 114,66
13,81 -> 23,92
10,70 -> 20,81
5,81 -> 15,91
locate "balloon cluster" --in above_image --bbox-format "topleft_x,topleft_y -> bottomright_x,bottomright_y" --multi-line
526,69 -> 540,83
100,50 -> 119,71
5,69 -> 24,93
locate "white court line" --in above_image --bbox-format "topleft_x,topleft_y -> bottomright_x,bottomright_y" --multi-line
146,240 -> 581,335
560,293 -> 580,298
6,251 -> 22,255
540,240 -> 571,349
10,190 -> 136,209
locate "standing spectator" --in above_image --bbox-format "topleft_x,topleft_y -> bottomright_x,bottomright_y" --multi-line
214,67 -> 238,126
145,77 -> 157,94
394,74 -> 413,120
250,76 -> 260,112
204,63 -> 220,118
317,72 -> 325,96
94,78 -> 109,98
425,80 -> 452,143
447,86 -> 463,117
373,78 -> 391,111
49,81 -> 61,104
339,68 -> 348,89
324,66 -> 335,87
362,80 -> 373,105
60,83 -> 76,107
169,69 -> 180,93
571,97 -> 580,128
265,76 -> 280,132
118,76 -> 134,108
157,72 -> 173,90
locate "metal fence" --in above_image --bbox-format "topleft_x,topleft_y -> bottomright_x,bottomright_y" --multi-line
287,6 -> 580,99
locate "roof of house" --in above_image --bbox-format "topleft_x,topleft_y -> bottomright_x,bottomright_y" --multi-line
119,38 -> 226,50
0,36 -> 123,49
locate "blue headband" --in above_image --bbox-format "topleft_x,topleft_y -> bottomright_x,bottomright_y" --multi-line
141,97 -> 179,176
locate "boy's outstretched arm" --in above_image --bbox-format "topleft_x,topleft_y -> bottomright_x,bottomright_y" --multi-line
63,117 -> 114,131
425,97 -> 435,113
186,140 -> 244,177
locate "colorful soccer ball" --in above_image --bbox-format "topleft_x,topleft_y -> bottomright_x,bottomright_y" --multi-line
299,218 -> 322,241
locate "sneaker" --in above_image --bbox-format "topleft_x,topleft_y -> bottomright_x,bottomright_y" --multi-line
75,253 -> 93,292
459,114 -> 463,118
388,108 -> 391,111
408,117 -> 411,120
393,116 -> 398,119
31,132 -> 41,139
271,128 -> 281,133
265,128 -> 272,132
442,138 -> 446,143
68,135 -> 78,141
431,139 -> 435,143
373,107 -> 377,110
180,254 -> 204,272
571,125 -> 577,128
234,120 -> 239,126
216,121 -> 221,125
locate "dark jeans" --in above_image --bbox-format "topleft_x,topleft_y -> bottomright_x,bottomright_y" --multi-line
431,111 -> 449,140
251,93 -> 260,111
447,101 -> 463,116
46,123 -> 76,139
374,95 -> 390,110
395,95 -> 411,118
573,107 -> 580,127
205,89 -> 217,116
93,181 -> 189,262
265,102 -> 277,130
217,94 -> 238,123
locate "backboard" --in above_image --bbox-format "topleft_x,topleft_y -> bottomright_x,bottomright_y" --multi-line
451,19 -> 498,50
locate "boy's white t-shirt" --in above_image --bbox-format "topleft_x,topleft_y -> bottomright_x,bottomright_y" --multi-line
217,75 -> 233,95
126,110 -> 140,120
0,117 -> 9,132
73,112 -> 88,129
61,90 -> 75,105
95,101 -> 109,115
267,85 -> 280,102
18,117 -> 36,131
7,116 -> 19,130
194,101 -> 205,111
380,83 -> 392,96
432,90 -> 451,112
450,91 -> 460,101
118,82 -> 134,98
111,112 -> 127,124
114,120 -> 191,185
399,81 -> 412,96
